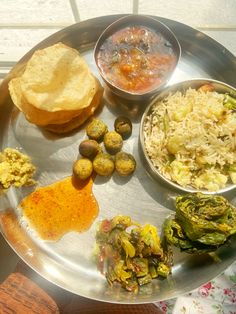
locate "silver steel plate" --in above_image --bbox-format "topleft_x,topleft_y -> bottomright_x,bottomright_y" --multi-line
0,15 -> 236,304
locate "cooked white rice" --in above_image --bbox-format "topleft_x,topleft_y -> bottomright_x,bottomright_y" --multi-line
143,87 -> 236,191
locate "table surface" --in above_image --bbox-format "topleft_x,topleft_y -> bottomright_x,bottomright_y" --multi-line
0,1 -> 236,312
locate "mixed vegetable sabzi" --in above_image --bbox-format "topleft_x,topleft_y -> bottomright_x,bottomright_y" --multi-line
95,215 -> 171,292
164,193 -> 236,254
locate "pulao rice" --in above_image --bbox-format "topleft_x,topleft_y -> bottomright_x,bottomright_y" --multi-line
143,87 -> 236,191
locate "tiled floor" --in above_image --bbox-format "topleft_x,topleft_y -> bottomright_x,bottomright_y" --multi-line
0,0 -> 75,24
75,0 -> 134,20
0,0 -> 236,75
138,0 -> 236,26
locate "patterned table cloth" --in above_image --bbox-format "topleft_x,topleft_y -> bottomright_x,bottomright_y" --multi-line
156,261 -> 236,314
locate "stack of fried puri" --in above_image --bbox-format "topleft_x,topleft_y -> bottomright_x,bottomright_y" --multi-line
9,42 -> 103,134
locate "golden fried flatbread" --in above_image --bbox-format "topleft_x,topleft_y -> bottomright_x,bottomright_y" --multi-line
43,82 -> 104,134
20,43 -> 97,112
8,42 -> 104,128
9,77 -> 83,125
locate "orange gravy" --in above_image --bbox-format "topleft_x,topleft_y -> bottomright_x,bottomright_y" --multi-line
20,176 -> 99,241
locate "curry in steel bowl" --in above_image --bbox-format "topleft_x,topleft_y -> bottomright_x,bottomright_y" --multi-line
94,14 -> 181,100
140,79 -> 236,194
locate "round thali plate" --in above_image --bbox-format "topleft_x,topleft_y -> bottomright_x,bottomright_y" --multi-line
0,15 -> 236,304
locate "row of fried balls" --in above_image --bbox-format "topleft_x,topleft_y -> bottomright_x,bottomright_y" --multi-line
73,117 -> 136,180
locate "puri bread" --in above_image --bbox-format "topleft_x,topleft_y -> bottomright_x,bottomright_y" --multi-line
9,77 -> 83,125
20,42 -> 98,112
44,80 -> 104,134
8,42 -> 104,128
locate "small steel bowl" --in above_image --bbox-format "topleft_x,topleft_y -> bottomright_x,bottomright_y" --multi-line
140,78 -> 236,194
94,14 -> 181,101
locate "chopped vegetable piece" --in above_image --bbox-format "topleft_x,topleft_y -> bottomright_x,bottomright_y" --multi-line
130,258 -> 149,277
138,274 -> 152,286
223,94 -> 236,110
122,238 -> 136,258
124,278 -> 139,293
157,262 -> 171,277
149,265 -> 158,279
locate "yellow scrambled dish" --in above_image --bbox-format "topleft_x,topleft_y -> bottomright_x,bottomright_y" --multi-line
0,148 -> 36,190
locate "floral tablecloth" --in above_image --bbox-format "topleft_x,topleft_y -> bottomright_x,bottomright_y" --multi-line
156,261 -> 236,314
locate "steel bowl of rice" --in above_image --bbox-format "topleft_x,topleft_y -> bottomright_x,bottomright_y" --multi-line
140,79 -> 236,194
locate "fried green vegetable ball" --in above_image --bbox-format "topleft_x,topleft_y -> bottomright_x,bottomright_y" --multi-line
104,131 -> 123,154
73,158 -> 93,180
93,153 -> 114,176
86,118 -> 108,141
114,116 -> 132,139
79,139 -> 101,159
115,151 -> 136,176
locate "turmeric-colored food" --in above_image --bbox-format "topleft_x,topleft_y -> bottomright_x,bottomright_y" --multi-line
0,148 -> 36,191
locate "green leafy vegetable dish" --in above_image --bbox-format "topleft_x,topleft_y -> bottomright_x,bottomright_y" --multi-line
164,193 -> 236,254
95,215 -> 171,292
